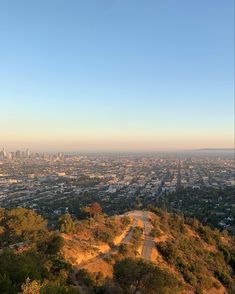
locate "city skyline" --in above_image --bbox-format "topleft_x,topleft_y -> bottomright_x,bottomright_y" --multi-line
0,1 -> 234,151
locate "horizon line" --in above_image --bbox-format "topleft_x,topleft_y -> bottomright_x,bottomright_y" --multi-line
1,147 -> 234,154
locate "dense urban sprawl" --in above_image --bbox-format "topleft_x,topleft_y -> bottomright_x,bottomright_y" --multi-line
0,148 -> 234,232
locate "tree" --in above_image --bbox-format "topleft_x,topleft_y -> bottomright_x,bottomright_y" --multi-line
4,208 -> 47,244
0,209 -> 6,247
0,226 -> 4,246
150,228 -> 161,238
40,283 -> 81,294
122,216 -> 131,226
37,233 -> 64,255
46,234 -> 64,255
21,278 -> 41,294
0,272 -> 13,293
114,258 -> 181,294
84,202 -> 102,218
119,244 -> 135,257
59,213 -> 75,234
0,208 -> 5,222
76,269 -> 104,289
0,249 -> 44,293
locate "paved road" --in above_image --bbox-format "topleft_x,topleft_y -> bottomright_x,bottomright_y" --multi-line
77,210 -> 154,268
126,210 -> 155,260
141,211 -> 155,260
121,215 -> 138,243
75,211 -> 155,292
77,212 -> 139,268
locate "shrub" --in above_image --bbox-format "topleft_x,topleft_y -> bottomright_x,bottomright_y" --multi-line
97,231 -> 114,246
118,244 -> 134,257
132,227 -> 143,241
114,258 -> 182,293
76,269 -> 104,288
121,216 -> 131,226
157,241 -> 179,262
150,228 -> 161,238
59,213 -> 75,234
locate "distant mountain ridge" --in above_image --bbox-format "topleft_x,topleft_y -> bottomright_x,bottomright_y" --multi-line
196,148 -> 234,151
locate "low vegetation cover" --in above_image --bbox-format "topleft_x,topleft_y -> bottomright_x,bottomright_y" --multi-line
118,226 -> 143,258
0,204 -> 234,294
114,258 -> 182,294
0,208 -> 79,293
149,205 -> 235,293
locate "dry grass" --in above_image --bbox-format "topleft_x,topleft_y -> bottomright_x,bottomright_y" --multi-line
82,259 -> 113,277
113,221 -> 133,246
150,247 -> 158,262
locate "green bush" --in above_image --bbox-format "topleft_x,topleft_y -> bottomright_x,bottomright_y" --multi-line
59,213 -> 76,234
96,230 -> 114,246
150,228 -> 161,238
114,258 -> 183,294
121,216 -> 131,226
76,269 -> 104,288
118,243 -> 135,258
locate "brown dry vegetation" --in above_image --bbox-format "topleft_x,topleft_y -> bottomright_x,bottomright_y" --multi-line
82,258 -> 113,277
61,215 -> 131,267
60,209 -> 235,294
148,207 -> 235,294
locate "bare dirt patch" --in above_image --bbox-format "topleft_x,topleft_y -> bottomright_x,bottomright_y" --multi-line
150,247 -> 158,262
154,234 -> 170,243
82,259 -> 113,277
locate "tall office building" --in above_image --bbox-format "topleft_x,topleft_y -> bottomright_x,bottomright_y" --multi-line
2,148 -> 7,158
26,148 -> 30,158
0,148 -> 7,160
0,150 -> 4,161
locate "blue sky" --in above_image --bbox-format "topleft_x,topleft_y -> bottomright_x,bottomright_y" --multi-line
0,0 -> 234,151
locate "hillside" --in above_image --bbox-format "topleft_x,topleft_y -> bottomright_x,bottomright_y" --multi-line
59,209 -> 235,294
0,206 -> 234,293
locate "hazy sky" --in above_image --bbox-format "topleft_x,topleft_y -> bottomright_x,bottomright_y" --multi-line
0,0 -> 234,152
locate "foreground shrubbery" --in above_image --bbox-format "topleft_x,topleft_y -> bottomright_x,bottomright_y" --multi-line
0,205 -> 133,293
0,207 -> 48,247
0,208 -> 79,294
149,206 -> 235,293
0,245 -> 78,294
76,258 -> 182,294
94,215 -> 131,246
114,258 -> 182,294
1,205 -> 235,294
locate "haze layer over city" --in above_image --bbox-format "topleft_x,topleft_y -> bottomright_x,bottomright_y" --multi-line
0,1 -> 234,294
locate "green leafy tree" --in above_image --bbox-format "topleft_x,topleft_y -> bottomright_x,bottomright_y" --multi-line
59,213 -> 75,234
118,244 -> 135,258
0,272 -> 13,293
0,208 -> 5,222
0,250 -> 44,294
121,216 -> 131,226
46,234 -> 64,255
4,208 -> 47,244
37,233 -> 64,255
41,283 -> 81,294
20,278 -> 41,294
114,258 -> 182,294
76,269 -> 104,289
